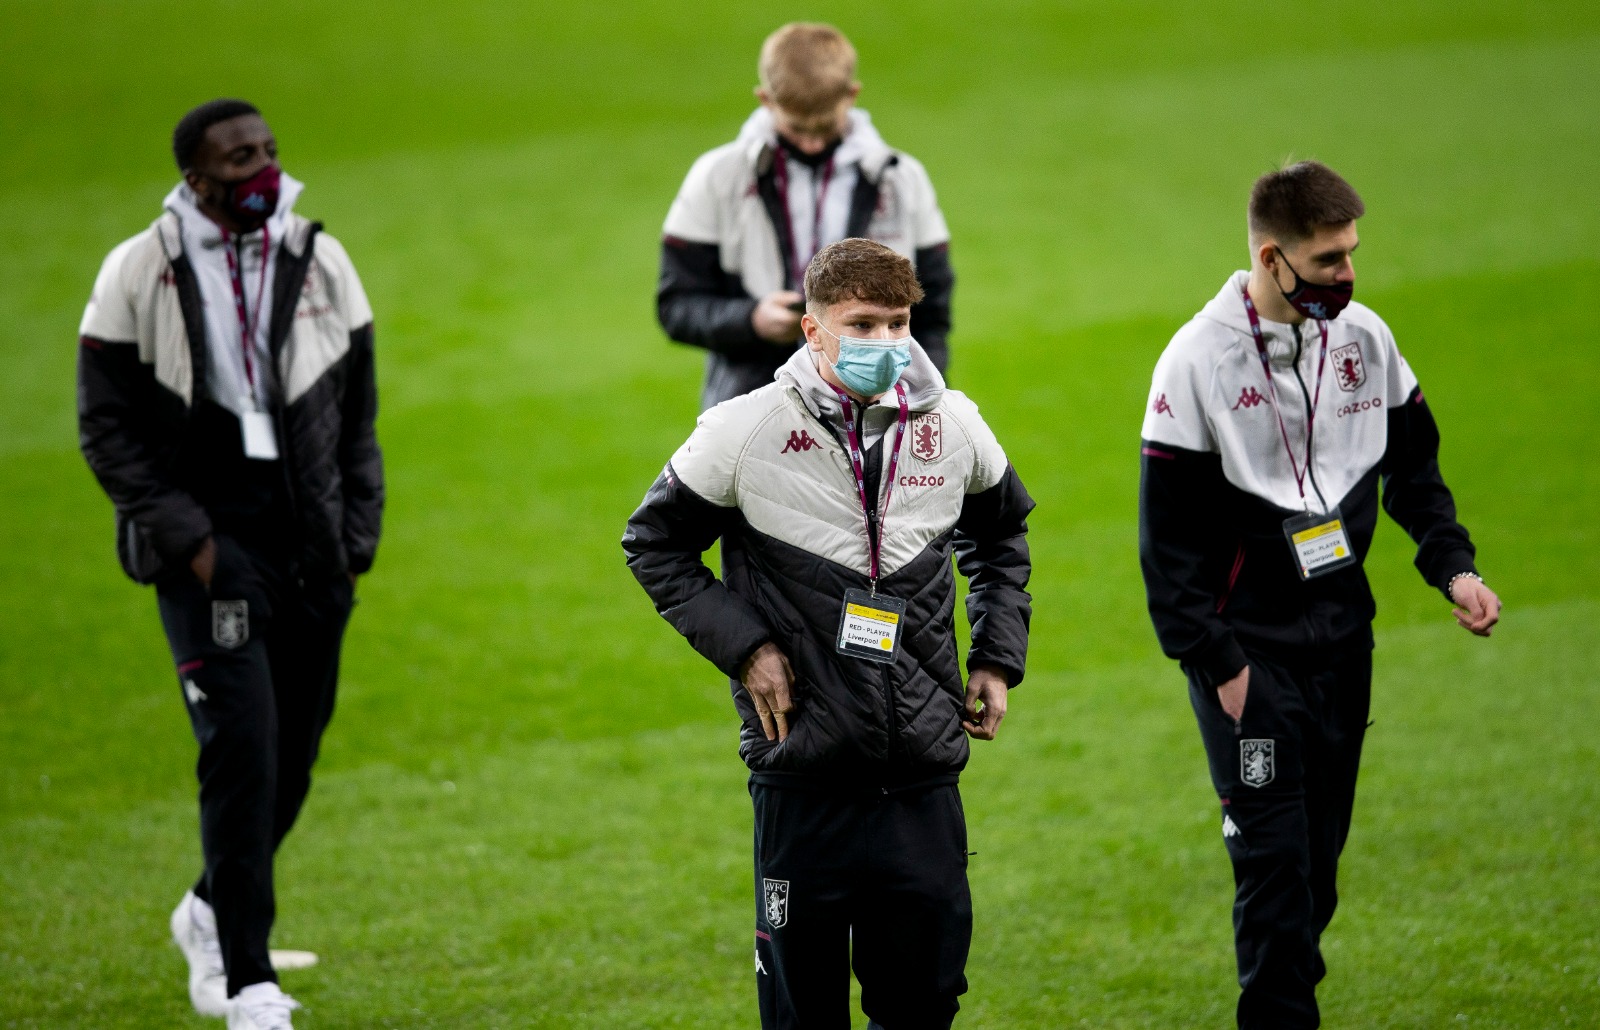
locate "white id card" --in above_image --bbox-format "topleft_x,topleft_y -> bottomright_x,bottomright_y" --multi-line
1283,508 -> 1357,580
837,588 -> 906,664
240,410 -> 280,461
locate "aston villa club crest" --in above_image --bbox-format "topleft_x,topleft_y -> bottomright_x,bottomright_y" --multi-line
1241,739 -> 1275,788
212,600 -> 249,649
762,878 -> 790,928
910,413 -> 941,462
1331,342 -> 1366,392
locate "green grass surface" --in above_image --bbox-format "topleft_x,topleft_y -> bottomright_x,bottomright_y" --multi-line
2,1 -> 1598,1025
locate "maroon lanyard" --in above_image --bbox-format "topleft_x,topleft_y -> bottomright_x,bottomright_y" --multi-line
1241,286 -> 1328,504
827,381 -> 909,588
221,226 -> 270,396
773,152 -> 835,288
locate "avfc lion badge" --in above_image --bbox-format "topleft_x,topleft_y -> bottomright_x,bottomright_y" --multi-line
910,413 -> 941,462
212,600 -> 249,649
1241,739 -> 1275,788
762,878 -> 790,928
1331,342 -> 1366,392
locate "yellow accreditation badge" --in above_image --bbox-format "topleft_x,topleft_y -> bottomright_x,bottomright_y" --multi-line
1282,506 -> 1359,581
837,588 -> 907,665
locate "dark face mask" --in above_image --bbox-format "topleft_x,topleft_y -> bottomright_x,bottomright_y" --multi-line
207,164 -> 281,230
1275,248 -> 1353,321
778,134 -> 842,169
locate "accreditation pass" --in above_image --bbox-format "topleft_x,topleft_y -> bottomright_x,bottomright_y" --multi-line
837,588 -> 906,664
1283,507 -> 1358,580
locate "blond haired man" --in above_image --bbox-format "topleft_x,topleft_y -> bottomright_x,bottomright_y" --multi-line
658,22 -> 955,411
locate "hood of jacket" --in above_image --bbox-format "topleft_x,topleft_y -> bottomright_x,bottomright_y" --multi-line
736,106 -> 897,182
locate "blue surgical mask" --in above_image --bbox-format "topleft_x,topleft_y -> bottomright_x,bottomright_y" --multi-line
817,323 -> 914,397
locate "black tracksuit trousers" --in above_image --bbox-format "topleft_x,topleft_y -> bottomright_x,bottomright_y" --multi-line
1187,642 -> 1372,1030
156,531 -> 353,996
751,781 -> 972,1030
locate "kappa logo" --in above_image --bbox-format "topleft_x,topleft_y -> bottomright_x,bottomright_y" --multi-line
762,878 -> 790,928
780,430 -> 821,454
1241,739 -> 1275,788
1152,393 -> 1175,418
212,600 -> 249,649
182,678 -> 208,705
1222,814 -> 1241,839
911,413 -> 942,462
1232,386 -> 1268,410
1331,342 -> 1367,392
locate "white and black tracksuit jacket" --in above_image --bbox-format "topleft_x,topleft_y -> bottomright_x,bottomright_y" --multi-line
623,346 -> 1032,786
1139,271 -> 1478,687
658,108 -> 955,410
77,206 -> 383,582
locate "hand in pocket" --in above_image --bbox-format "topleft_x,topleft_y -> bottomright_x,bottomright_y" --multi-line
1217,665 -> 1250,723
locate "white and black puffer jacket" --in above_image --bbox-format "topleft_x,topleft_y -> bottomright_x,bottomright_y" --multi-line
1138,271 -> 1478,687
77,209 -> 383,583
624,345 -> 1032,787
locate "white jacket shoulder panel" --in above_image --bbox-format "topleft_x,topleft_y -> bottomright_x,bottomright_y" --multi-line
81,219 -> 193,402
80,232 -> 150,342
1338,301 -> 1418,405
1142,317 -> 1225,453
670,384 -> 785,508
280,228 -> 372,405
662,142 -> 745,244
672,381 -> 989,578
938,389 -> 1008,493
888,153 -> 951,250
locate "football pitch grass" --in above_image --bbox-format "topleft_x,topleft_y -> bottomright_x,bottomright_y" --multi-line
2,1 -> 1597,1025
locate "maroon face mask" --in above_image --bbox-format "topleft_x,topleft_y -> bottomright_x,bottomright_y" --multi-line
213,164 -> 281,230
1276,248 -> 1353,321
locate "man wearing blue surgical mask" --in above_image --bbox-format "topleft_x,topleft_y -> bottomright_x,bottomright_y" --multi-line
625,238 -> 1032,1029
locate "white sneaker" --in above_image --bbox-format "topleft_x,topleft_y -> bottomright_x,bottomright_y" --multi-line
227,981 -> 301,1030
170,890 -> 228,1017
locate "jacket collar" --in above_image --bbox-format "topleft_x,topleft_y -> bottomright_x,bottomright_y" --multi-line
738,107 -> 896,182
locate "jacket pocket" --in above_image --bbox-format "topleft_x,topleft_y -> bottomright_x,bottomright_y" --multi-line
115,512 -> 167,585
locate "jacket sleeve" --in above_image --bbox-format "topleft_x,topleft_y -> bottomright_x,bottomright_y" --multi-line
339,321 -> 385,574
622,463 -> 773,679
1381,384 -> 1477,597
77,336 -> 212,564
911,242 -> 953,374
656,236 -> 767,358
953,463 -> 1034,686
1138,443 -> 1247,687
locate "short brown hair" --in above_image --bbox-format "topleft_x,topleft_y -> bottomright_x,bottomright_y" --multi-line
805,238 -> 924,313
759,23 -> 857,114
1248,160 -> 1365,244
